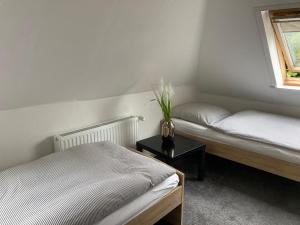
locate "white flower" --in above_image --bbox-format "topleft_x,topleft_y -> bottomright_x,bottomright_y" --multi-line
151,77 -> 175,121
160,78 -> 165,94
166,83 -> 175,98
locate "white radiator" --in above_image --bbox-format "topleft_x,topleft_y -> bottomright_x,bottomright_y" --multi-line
54,116 -> 144,152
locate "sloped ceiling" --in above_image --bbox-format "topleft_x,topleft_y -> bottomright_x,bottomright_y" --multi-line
0,0 -> 207,110
197,0 -> 300,107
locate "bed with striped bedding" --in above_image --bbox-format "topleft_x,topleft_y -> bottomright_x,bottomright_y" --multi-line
0,141 -> 175,225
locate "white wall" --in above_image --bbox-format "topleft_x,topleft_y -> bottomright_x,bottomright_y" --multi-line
0,0 -> 208,169
0,86 -> 197,170
0,0 -> 207,110
196,0 -> 300,108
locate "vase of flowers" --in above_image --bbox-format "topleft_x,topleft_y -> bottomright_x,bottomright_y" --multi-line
160,120 -> 175,142
152,79 -> 175,143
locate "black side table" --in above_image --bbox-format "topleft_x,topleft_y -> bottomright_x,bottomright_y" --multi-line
136,135 -> 206,180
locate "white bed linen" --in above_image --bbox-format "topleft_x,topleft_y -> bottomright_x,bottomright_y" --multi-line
173,118 -> 300,165
97,173 -> 179,225
213,110 -> 300,152
0,142 -> 176,225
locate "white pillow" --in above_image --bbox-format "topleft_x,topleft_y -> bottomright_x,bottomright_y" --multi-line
172,102 -> 231,126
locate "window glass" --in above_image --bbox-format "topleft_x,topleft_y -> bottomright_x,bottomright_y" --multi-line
279,21 -> 300,67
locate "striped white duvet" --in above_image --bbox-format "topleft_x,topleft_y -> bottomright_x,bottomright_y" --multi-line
0,142 -> 175,225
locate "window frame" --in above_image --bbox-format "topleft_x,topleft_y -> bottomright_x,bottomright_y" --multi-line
270,9 -> 300,73
255,3 -> 300,89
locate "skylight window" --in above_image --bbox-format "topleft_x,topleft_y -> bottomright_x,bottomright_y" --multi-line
268,9 -> 300,86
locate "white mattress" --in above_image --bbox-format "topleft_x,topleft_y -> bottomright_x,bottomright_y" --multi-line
213,110 -> 300,152
173,118 -> 300,165
97,173 -> 179,225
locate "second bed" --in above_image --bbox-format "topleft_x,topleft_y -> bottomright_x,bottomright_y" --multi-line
172,103 -> 300,182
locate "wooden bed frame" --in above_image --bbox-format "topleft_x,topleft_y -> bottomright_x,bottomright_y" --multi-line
176,131 -> 300,183
126,170 -> 184,225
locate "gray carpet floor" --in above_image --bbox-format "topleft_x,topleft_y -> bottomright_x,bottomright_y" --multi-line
178,155 -> 300,225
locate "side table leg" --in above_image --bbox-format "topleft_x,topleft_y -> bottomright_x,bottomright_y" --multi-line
136,143 -> 143,152
198,147 -> 206,180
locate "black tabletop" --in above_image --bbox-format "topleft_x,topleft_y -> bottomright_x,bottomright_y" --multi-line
136,135 -> 204,159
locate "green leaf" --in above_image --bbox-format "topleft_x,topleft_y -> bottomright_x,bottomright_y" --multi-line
287,71 -> 300,77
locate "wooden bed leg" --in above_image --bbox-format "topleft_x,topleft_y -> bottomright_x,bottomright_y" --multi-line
164,204 -> 183,225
